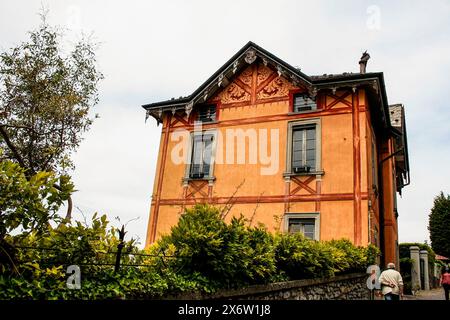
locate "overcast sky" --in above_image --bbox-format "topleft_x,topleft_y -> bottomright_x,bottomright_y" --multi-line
1,0 -> 449,247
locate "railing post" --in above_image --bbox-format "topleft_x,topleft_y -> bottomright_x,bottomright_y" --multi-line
114,225 -> 126,273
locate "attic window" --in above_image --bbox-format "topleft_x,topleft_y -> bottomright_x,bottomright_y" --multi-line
293,94 -> 317,113
198,105 -> 216,123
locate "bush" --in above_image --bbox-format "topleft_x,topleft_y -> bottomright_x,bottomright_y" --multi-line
274,235 -> 378,280
157,204 -> 278,289
1,203 -> 381,299
275,233 -> 333,279
326,239 -> 376,273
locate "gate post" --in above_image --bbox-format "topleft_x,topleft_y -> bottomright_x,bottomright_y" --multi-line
409,246 -> 421,293
419,250 -> 430,290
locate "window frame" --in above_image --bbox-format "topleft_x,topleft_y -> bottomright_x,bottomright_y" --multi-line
292,93 -> 317,113
285,118 -> 322,176
288,89 -> 319,114
195,103 -> 218,124
183,129 -> 218,182
284,213 -> 320,240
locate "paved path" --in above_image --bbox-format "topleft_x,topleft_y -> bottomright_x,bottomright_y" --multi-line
403,288 -> 446,300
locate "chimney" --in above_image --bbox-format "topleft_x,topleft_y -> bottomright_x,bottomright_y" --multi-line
359,51 -> 370,74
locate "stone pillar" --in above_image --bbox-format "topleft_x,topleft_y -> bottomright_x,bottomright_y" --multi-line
409,246 -> 421,291
419,250 -> 430,290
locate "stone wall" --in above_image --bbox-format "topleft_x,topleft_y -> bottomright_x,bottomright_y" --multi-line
166,273 -> 370,300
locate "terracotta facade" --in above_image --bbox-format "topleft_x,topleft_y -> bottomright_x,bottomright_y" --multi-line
142,43 -> 409,268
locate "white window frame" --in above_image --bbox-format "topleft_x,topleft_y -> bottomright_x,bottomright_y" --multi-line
284,212 -> 320,240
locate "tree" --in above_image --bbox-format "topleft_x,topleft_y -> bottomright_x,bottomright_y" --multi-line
428,192 -> 450,258
0,159 -> 74,271
0,16 -> 103,220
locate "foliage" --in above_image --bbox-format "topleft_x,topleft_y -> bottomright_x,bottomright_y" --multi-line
0,17 -> 103,175
274,235 -> 379,279
399,257 -> 413,294
10,213 -> 138,273
0,159 -> 73,241
275,232 -> 333,279
157,205 -> 278,289
428,192 -> 450,258
399,242 -> 436,265
1,203 -> 380,299
0,263 -> 201,300
399,242 -> 437,293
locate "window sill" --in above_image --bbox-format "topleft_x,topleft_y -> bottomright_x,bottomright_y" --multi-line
193,120 -> 219,125
283,171 -> 324,178
288,110 -> 319,116
182,176 -> 216,183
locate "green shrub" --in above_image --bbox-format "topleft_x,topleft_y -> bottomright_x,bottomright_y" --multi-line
326,239 -> 371,273
1,203 -> 381,299
275,235 -> 379,280
157,204 -> 278,289
274,233 -> 334,279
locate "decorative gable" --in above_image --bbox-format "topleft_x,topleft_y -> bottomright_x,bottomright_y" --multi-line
210,61 -> 305,108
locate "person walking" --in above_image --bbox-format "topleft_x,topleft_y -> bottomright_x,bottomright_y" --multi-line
379,262 -> 404,300
440,266 -> 450,301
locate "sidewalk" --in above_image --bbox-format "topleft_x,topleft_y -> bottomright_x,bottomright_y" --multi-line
403,288 -> 446,300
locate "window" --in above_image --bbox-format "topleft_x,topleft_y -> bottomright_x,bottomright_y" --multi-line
284,213 -> 320,240
189,133 -> 214,178
286,119 -> 321,176
288,218 -> 315,238
293,93 -> 316,112
292,125 -> 316,173
197,105 -> 216,123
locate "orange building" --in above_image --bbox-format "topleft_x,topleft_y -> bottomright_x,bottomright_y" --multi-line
142,42 -> 410,267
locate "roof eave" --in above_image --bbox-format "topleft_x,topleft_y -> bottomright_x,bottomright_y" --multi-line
142,41 -> 313,111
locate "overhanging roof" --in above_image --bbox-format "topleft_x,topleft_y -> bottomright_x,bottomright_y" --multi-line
142,41 -> 392,132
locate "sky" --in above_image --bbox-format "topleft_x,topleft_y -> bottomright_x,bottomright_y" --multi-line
0,0 -> 449,247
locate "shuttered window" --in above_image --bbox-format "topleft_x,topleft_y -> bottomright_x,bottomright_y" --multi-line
293,94 -> 316,112
198,105 -> 216,123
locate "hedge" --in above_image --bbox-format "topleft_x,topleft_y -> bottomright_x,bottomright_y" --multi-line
1,204 -> 380,299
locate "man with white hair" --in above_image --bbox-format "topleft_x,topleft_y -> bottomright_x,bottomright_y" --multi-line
378,262 -> 404,300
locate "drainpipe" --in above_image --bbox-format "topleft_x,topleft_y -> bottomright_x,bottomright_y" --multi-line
378,147 -> 404,268
377,161 -> 385,268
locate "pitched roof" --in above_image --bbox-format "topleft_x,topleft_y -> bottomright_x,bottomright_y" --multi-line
142,42 -> 397,137
142,41 -> 387,111
142,41 -> 310,109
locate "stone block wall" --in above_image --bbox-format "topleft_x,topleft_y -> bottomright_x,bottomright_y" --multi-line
166,273 -> 370,300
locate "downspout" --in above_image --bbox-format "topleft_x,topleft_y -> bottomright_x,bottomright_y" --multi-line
378,156 -> 385,268
378,146 -> 403,268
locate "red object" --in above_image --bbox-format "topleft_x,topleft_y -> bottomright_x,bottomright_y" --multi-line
442,273 -> 450,285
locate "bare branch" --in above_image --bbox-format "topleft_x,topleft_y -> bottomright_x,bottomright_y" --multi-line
249,191 -> 264,227
220,179 -> 245,220
0,125 -> 26,169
